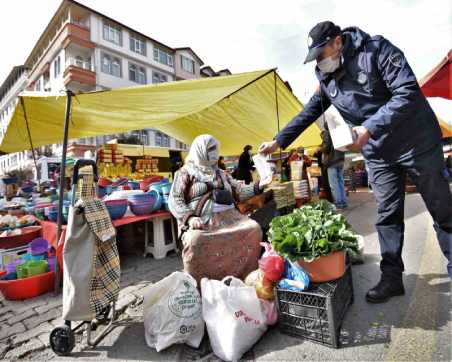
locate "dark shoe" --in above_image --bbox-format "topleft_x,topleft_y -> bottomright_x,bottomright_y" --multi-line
366,276 -> 405,303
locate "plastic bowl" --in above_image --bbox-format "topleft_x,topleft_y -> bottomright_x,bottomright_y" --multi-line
128,192 -> 156,202
25,260 -> 48,277
98,177 -> 113,188
128,181 -> 140,190
6,259 -> 25,274
129,202 -> 154,216
0,226 -> 42,250
0,271 -> 54,300
48,209 -> 59,222
105,199 -> 128,217
30,238 -> 49,255
105,200 -> 128,220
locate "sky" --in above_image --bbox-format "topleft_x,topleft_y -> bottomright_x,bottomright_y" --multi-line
0,0 -> 451,109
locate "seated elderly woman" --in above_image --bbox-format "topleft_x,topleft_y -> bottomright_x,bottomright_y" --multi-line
168,134 -> 270,284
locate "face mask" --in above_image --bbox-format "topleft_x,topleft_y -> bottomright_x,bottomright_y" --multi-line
248,150 -> 253,156
317,55 -> 341,74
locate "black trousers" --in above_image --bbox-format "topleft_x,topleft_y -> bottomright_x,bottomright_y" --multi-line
368,146 -> 452,278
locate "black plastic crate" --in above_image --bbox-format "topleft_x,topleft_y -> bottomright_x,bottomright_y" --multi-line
276,264 -> 354,348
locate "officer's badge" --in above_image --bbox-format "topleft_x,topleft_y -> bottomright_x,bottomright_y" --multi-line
330,86 -> 338,98
307,36 -> 313,47
389,53 -> 403,68
357,72 -> 368,85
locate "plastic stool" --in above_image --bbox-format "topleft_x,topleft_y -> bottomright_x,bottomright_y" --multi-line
144,214 -> 177,259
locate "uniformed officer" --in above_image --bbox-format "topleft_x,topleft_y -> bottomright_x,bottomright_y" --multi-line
259,21 -> 452,303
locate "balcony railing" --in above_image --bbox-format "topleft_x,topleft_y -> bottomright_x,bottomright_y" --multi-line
66,57 -> 94,72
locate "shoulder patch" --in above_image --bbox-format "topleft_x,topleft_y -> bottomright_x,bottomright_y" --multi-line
389,53 -> 404,68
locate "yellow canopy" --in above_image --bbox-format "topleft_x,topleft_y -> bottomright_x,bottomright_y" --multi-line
0,69 -> 321,155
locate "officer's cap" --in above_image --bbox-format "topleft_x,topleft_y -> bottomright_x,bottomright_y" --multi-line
304,21 -> 342,64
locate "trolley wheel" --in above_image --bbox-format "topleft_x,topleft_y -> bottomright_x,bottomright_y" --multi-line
49,325 -> 75,356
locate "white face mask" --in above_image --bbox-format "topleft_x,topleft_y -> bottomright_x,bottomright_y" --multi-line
317,55 -> 341,74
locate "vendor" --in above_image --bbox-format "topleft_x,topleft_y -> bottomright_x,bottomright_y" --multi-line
259,21 -> 452,301
168,135 -> 270,284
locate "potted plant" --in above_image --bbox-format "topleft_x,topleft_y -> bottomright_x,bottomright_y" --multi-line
268,200 -> 359,282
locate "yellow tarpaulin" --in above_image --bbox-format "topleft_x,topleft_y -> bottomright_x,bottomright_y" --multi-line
0,69 -> 321,155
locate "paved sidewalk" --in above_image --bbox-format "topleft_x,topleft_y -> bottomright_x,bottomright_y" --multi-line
1,190 -> 450,361
0,250 -> 183,360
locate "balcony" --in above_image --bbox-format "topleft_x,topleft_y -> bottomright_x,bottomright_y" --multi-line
64,57 -> 96,87
62,23 -> 95,50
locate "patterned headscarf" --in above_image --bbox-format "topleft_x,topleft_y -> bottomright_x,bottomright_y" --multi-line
184,134 -> 220,182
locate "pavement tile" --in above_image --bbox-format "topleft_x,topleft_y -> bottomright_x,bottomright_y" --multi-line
5,338 -> 44,360
24,309 -> 60,330
34,300 -> 62,314
0,323 -> 26,341
7,309 -> 37,326
11,322 -> 52,346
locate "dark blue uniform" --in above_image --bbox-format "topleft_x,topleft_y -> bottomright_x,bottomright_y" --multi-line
276,27 -> 452,278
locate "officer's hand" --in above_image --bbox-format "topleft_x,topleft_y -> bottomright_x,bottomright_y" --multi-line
348,126 -> 370,152
258,140 -> 279,155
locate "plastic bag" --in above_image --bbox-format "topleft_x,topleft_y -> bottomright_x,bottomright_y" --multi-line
259,255 -> 285,282
201,276 -> 267,361
143,272 -> 204,352
252,154 -> 274,184
245,269 -> 275,300
278,260 -> 310,291
260,300 -> 278,326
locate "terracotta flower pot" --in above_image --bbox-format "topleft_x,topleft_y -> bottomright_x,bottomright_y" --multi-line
298,250 -> 346,283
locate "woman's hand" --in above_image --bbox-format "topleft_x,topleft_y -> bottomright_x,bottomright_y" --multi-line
188,217 -> 204,230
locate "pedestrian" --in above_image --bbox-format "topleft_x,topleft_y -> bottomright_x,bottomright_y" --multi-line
236,145 -> 255,184
259,21 -> 452,302
218,156 -> 227,171
313,147 -> 334,202
322,125 -> 347,208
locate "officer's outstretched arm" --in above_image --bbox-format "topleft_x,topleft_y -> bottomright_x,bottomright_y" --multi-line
275,89 -> 331,149
362,39 -> 419,139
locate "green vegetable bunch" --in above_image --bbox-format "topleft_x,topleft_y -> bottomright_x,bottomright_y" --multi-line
268,200 -> 359,262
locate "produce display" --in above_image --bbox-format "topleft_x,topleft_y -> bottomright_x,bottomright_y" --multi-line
0,215 -> 36,232
268,200 -> 359,262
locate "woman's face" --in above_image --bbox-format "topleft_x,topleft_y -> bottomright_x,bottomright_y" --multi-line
206,144 -> 219,166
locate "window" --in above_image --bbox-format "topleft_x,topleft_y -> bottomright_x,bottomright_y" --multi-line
75,56 -> 84,68
53,56 -> 61,78
181,55 -> 195,74
152,71 -> 167,84
101,53 -> 122,77
153,48 -> 173,67
129,63 -> 146,84
130,34 -> 146,56
103,21 -> 122,46
155,132 -> 170,147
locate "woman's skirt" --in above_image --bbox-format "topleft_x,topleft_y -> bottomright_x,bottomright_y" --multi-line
182,208 -> 262,285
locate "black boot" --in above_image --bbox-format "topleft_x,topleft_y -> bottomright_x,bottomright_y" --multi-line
366,275 -> 405,303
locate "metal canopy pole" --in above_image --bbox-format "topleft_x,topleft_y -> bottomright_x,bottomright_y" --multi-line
54,90 -> 74,293
273,71 -> 283,181
20,97 -> 40,192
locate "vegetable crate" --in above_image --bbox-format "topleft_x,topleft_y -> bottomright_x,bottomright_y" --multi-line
276,264 -> 353,348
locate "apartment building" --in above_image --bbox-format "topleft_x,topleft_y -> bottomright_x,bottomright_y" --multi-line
0,0 -> 227,175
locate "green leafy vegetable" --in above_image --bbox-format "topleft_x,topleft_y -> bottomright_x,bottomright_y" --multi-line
268,200 -> 359,262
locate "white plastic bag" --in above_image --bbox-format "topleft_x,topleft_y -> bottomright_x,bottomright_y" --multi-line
252,154 -> 274,184
201,276 -> 268,362
143,272 -> 204,352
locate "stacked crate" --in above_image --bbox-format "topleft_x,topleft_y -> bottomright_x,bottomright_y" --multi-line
269,182 -> 295,210
136,156 -> 159,176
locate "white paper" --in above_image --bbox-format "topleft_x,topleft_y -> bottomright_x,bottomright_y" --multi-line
326,116 -> 355,151
252,154 -> 274,184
